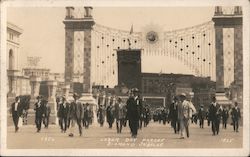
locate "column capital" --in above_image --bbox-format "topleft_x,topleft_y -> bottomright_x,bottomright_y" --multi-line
63,19 -> 95,30
47,80 -> 58,86
30,76 -> 41,82
62,84 -> 70,90
7,69 -> 20,77
212,16 -> 242,27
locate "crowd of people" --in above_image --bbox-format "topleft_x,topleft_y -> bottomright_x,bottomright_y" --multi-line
167,94 -> 241,138
10,89 -> 241,139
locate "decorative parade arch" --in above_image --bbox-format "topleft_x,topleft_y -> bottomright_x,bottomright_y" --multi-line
63,6 -> 242,107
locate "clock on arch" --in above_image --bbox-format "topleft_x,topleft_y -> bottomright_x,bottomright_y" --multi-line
146,31 -> 159,44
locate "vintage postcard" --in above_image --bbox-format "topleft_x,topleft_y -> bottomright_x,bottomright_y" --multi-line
0,0 -> 249,156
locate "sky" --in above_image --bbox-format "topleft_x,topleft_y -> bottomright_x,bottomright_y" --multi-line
7,7 -> 214,74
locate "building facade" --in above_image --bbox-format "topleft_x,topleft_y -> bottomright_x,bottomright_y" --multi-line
141,73 -> 215,108
7,22 -> 31,98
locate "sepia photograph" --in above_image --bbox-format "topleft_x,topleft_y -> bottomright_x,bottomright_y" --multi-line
0,0 -> 249,156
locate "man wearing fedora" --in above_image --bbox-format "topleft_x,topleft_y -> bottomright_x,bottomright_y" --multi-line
34,96 -> 45,132
68,93 -> 84,137
177,93 -> 196,139
208,96 -> 221,135
198,104 -> 206,128
43,99 -> 51,128
126,88 -> 142,138
169,96 -> 180,134
58,96 -> 69,133
10,96 -> 22,132
231,102 -> 241,132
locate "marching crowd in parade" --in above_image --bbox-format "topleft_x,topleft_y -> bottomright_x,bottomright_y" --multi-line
10,88 -> 241,139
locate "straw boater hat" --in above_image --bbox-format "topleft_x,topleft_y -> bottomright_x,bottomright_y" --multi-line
132,88 -> 139,93
180,93 -> 186,97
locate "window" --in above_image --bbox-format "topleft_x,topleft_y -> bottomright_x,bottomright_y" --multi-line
9,33 -> 14,40
9,49 -> 14,70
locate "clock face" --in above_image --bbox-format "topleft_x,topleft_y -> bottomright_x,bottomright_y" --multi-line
146,31 -> 158,44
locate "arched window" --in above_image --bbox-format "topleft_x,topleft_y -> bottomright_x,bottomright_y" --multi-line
9,49 -> 14,70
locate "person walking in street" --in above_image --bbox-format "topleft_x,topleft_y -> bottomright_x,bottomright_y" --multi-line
222,105 -> 229,129
177,93 -> 196,139
43,100 -> 51,128
231,102 -> 241,132
97,104 -> 105,127
68,93 -> 84,137
144,105 -> 150,127
206,109 -> 210,126
198,104 -> 206,128
114,97 -> 126,133
106,102 -> 115,128
126,88 -> 141,138
209,96 -> 221,135
34,96 -> 45,133
58,96 -> 69,133
169,96 -> 180,134
10,96 -> 22,132
83,103 -> 91,129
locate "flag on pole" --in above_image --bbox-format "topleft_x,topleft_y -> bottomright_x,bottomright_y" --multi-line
129,24 -> 133,35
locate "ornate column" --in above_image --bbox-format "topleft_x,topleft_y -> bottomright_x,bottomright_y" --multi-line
7,70 -> 19,96
62,84 -> 70,99
47,80 -> 57,101
64,7 -> 75,91
214,26 -> 224,93
47,80 -> 58,124
78,7 -> 96,106
63,6 -> 97,122
30,76 -> 41,98
29,76 -> 41,107
212,6 -> 242,106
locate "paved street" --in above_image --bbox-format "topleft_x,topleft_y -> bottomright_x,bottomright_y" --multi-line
7,121 -> 242,149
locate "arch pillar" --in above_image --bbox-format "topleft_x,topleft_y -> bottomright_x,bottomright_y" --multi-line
212,6 -> 243,107
63,7 -> 98,123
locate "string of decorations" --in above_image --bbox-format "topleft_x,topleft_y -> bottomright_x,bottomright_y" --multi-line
89,21 -> 215,87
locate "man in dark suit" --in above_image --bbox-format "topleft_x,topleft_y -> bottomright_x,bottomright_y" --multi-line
231,102 -> 241,132
58,96 -> 69,133
198,105 -> 206,128
222,105 -> 229,129
83,103 -> 92,129
34,96 -> 45,132
168,96 -> 180,134
126,88 -> 141,138
43,100 -> 51,128
68,93 -> 84,136
209,96 -> 221,135
11,96 -> 22,132
106,103 -> 115,128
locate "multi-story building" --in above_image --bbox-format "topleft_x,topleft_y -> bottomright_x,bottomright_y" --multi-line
7,22 -> 31,98
141,73 -> 215,109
